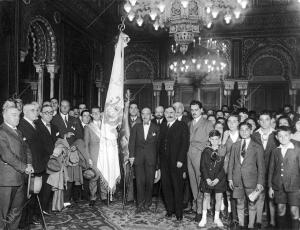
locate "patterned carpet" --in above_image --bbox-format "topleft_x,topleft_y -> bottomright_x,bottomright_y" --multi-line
30,199 -> 230,230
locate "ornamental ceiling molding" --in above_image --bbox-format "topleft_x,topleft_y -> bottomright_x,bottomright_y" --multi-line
245,46 -> 295,81
242,38 -> 297,77
216,39 -> 232,76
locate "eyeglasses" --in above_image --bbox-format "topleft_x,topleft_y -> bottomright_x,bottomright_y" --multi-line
43,111 -> 54,115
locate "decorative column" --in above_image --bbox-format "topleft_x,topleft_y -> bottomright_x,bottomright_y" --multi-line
152,81 -> 163,107
164,80 -> 175,106
289,79 -> 300,110
28,81 -> 38,101
34,64 -> 45,105
237,80 -> 249,108
95,80 -> 104,108
47,64 -> 59,99
223,80 -> 235,106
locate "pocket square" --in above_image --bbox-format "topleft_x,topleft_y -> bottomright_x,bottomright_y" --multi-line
71,126 -> 75,130
56,132 -> 60,136
23,137 -> 27,141
152,132 -> 156,136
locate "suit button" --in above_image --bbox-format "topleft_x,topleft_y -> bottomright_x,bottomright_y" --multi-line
281,168 -> 284,171
281,174 -> 283,177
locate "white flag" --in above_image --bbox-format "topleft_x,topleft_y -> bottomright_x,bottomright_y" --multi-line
97,32 -> 130,193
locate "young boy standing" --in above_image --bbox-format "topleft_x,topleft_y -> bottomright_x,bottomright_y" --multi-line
268,126 -> 300,230
252,111 -> 277,228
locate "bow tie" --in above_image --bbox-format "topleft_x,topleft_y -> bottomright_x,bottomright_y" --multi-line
143,122 -> 150,126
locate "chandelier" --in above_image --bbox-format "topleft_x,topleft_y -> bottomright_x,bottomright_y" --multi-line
123,0 -> 248,54
169,39 -> 228,78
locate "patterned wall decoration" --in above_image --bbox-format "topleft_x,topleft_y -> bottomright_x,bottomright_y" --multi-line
124,42 -> 159,80
242,38 -> 297,80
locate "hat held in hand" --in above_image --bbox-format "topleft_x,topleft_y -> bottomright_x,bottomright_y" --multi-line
83,168 -> 97,180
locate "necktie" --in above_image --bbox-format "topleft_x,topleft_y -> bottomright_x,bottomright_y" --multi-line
64,115 -> 68,127
241,140 -> 246,158
167,123 -> 170,128
46,124 -> 51,134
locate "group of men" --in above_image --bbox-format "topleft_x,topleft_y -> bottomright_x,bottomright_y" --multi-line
0,98 -> 104,230
0,96 -> 300,230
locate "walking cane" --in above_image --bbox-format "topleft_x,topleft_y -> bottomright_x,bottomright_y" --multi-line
122,161 -> 127,210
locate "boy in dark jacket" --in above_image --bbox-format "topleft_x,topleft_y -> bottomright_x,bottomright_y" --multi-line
268,126 -> 300,230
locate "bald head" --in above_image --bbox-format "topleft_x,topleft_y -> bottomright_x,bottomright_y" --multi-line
60,100 -> 70,115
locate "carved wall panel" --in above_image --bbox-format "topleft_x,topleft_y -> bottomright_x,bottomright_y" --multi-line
242,38 -> 297,80
125,42 -> 159,81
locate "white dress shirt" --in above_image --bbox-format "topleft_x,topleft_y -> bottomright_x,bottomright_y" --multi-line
143,123 -> 150,140
240,138 -> 251,164
229,131 -> 239,143
60,113 -> 68,127
278,142 -> 294,158
192,116 -> 201,126
257,128 -> 274,150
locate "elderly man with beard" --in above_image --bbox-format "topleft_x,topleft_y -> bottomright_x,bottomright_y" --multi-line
158,106 -> 189,221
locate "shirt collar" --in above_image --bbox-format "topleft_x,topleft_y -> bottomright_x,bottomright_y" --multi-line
41,119 -> 50,127
5,122 -> 17,130
257,127 -> 274,136
278,142 -> 294,149
60,113 -> 68,119
194,115 -> 201,123
24,117 -> 35,128
177,115 -> 183,121
168,119 -> 176,127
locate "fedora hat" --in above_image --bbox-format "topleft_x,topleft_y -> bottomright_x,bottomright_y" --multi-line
83,168 -> 97,180
27,174 -> 43,199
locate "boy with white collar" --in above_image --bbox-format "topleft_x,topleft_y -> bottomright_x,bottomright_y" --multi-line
268,126 -> 300,230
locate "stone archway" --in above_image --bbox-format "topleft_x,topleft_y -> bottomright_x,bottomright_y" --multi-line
21,15 -> 58,103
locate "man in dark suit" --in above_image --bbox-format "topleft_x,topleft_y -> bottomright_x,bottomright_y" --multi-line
252,111 -> 278,228
125,103 -> 142,203
228,122 -> 265,229
18,103 -> 46,225
129,107 -> 160,213
173,101 -> 191,210
51,100 -> 83,205
35,105 -> 58,214
0,106 -> 34,230
159,106 -> 189,221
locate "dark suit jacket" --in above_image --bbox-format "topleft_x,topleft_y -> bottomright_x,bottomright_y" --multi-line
151,117 -> 167,127
268,143 -> 300,192
51,113 -> 83,145
0,123 -> 32,186
178,115 -> 190,126
252,131 -> 278,174
228,139 -> 265,189
35,119 -> 58,164
18,118 -> 46,173
129,116 -> 142,129
158,120 -> 189,170
129,122 -> 160,167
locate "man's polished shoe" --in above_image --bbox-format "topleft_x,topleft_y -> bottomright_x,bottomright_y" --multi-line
194,213 -> 202,222
176,216 -> 183,221
89,200 -> 96,207
165,212 -> 173,218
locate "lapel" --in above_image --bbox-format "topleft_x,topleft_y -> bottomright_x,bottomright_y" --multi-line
243,139 -> 254,162
254,132 -> 263,146
235,140 -> 242,165
145,123 -> 153,141
22,118 -> 36,132
3,123 -> 23,143
265,133 -> 276,152
191,117 -> 204,136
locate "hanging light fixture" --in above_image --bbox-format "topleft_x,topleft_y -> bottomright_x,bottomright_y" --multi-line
123,0 -> 249,54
